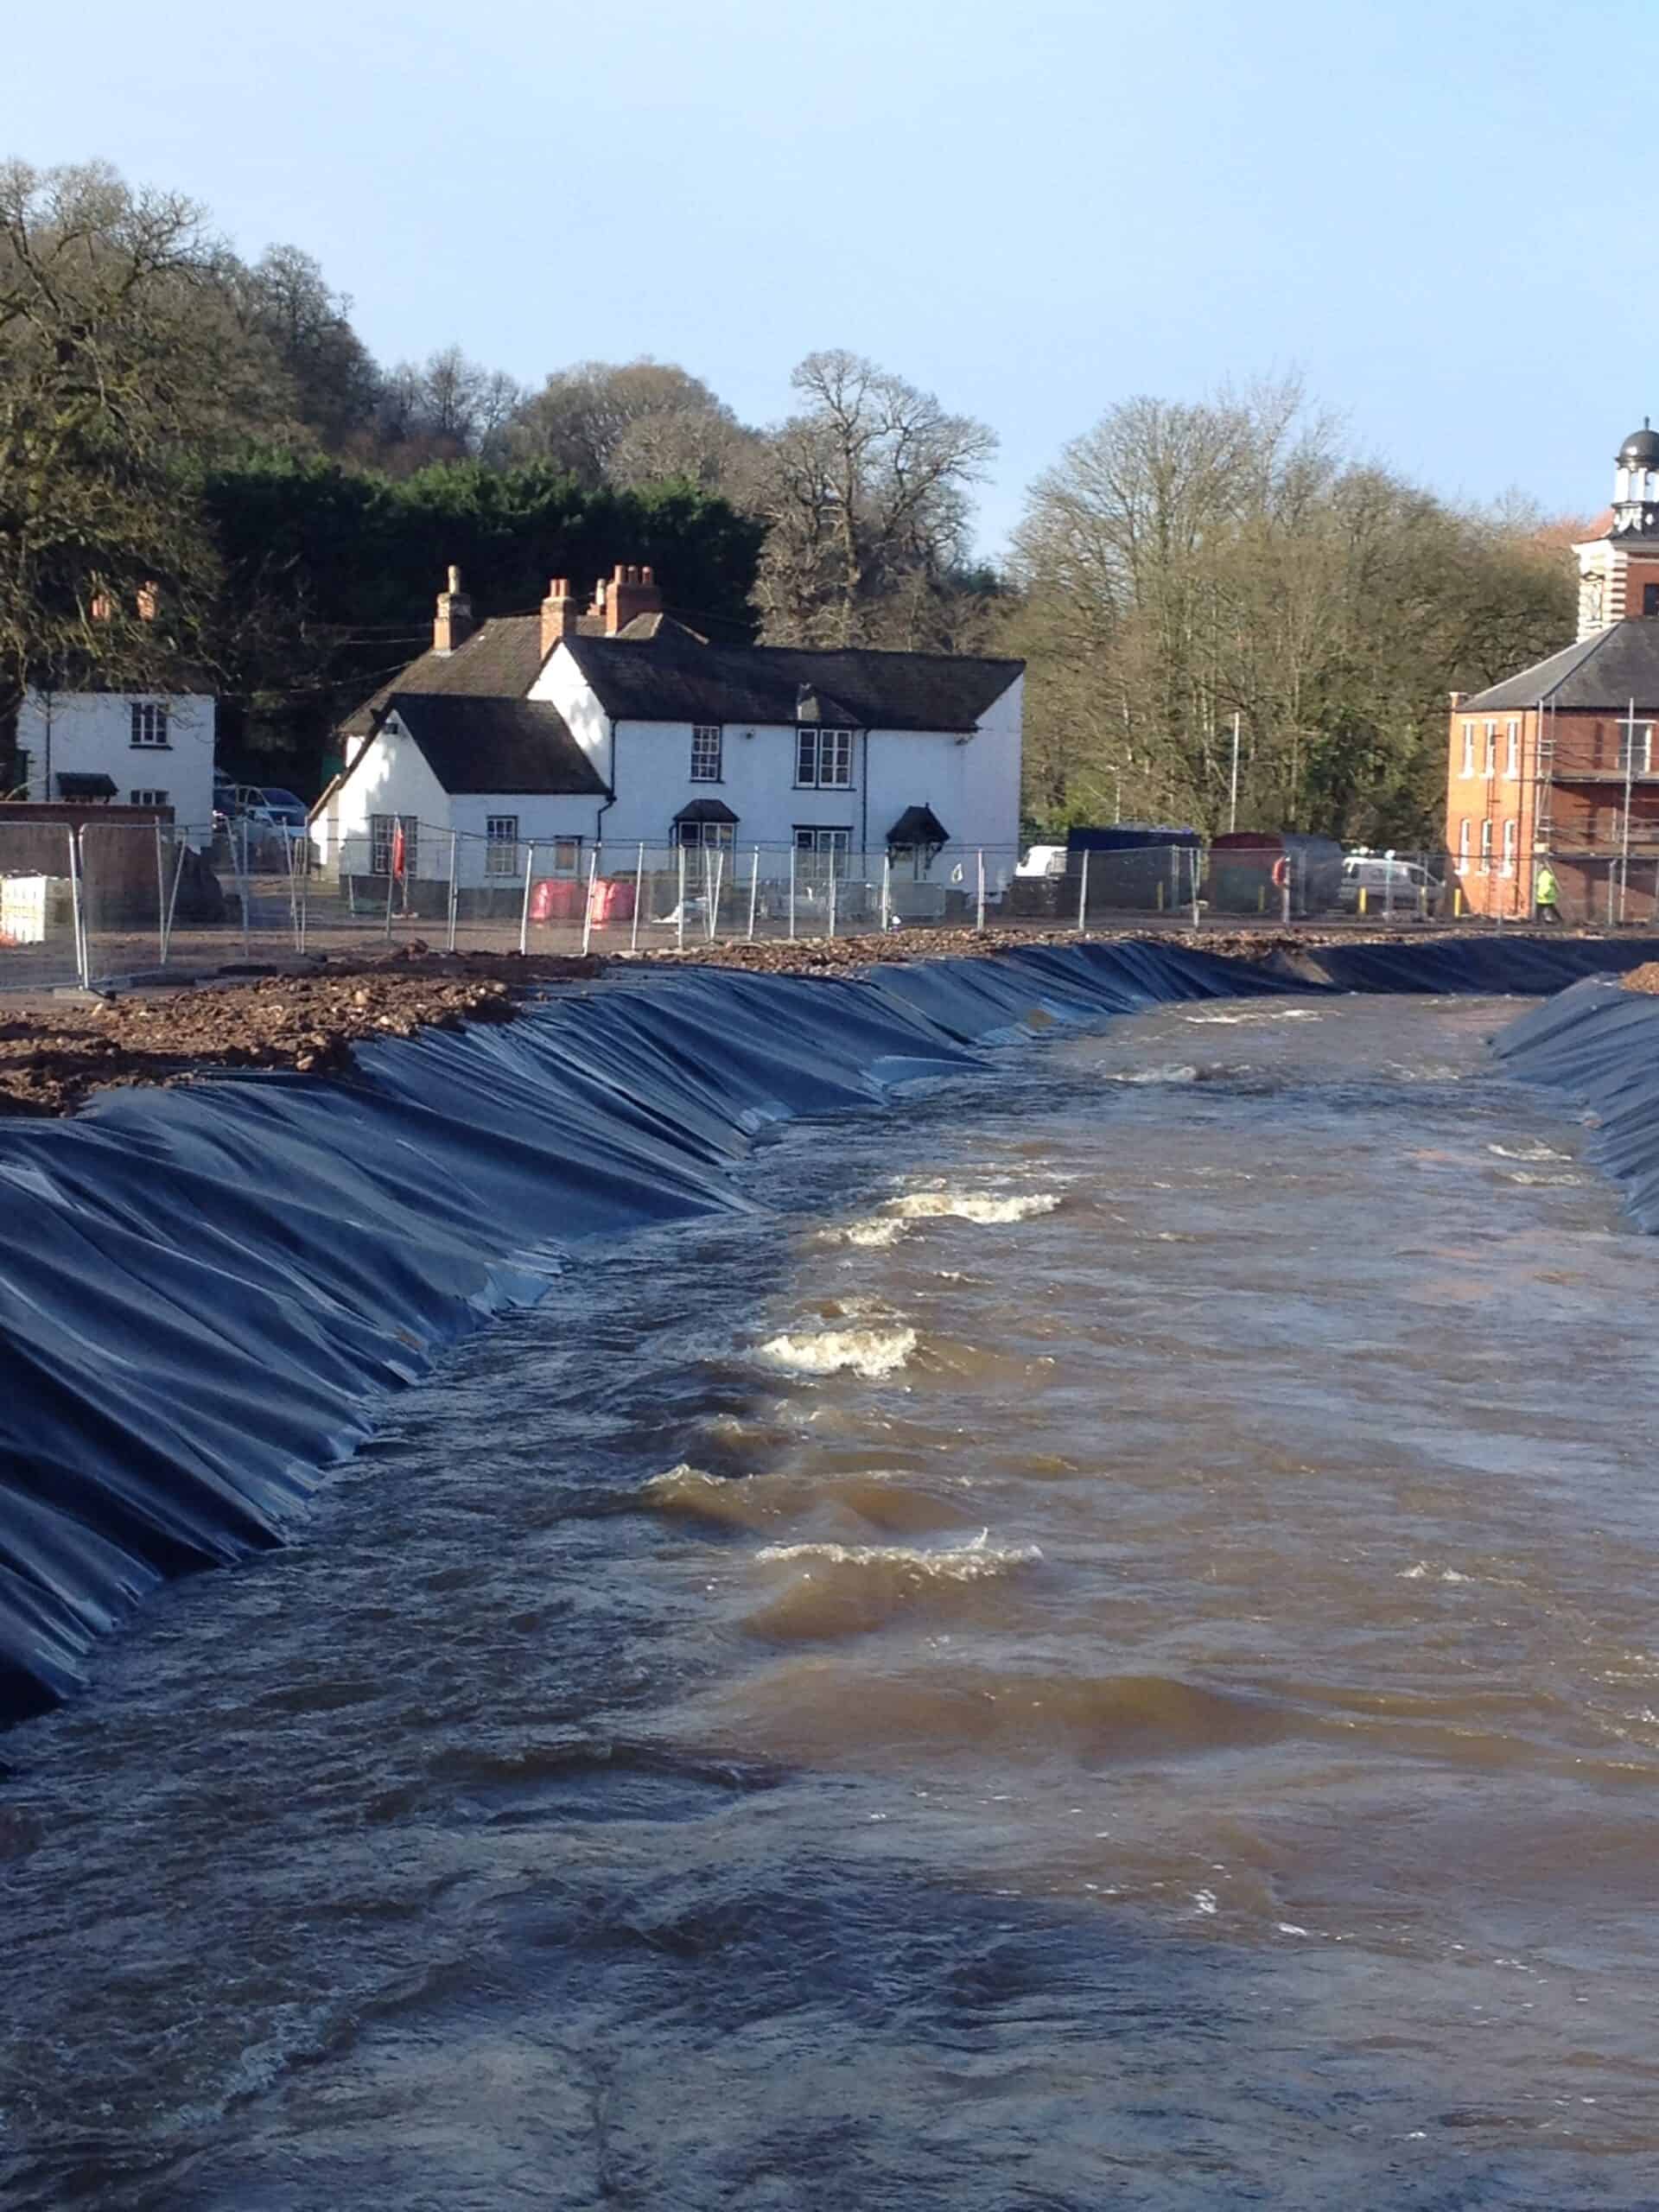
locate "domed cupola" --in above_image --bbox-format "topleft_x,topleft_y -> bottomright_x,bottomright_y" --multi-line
1613,419 -> 1659,534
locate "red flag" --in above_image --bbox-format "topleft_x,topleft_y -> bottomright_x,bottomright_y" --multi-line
391,820 -> 406,880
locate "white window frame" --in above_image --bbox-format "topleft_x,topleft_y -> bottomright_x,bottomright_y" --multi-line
130,701 -> 170,749
794,825 -> 851,878
690,725 -> 723,783
1501,818 -> 1516,875
1618,721 -> 1654,774
796,726 -> 855,790
368,813 -> 418,877
1505,720 -> 1520,778
485,814 -> 519,878
1478,819 -> 1492,874
1460,721 -> 1474,777
548,836 -> 582,877
1457,817 -> 1471,872
129,788 -> 169,808
675,818 -> 734,850
1484,721 -> 1497,778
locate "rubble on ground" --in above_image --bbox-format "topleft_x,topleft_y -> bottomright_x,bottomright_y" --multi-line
0,925 -> 1624,1117
0,945 -> 599,1117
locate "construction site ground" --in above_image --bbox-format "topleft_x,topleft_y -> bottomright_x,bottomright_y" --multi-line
0,925 -> 1635,1120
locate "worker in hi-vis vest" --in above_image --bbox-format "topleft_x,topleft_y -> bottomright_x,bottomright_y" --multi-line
1535,860 -> 1561,925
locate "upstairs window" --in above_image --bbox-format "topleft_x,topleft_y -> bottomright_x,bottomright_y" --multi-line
1460,721 -> 1474,777
690,725 -> 723,782
1484,721 -> 1497,776
797,726 -> 854,789
130,702 -> 169,748
1505,720 -> 1520,777
1618,721 -> 1654,773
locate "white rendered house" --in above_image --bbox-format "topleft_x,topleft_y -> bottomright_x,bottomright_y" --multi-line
12,684 -> 216,828
315,564 -> 1024,893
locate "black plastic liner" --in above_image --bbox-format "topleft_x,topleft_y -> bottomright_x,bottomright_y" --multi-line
1307,935 -> 1659,995
1,934 -> 1651,1727
1492,977 -> 1659,1233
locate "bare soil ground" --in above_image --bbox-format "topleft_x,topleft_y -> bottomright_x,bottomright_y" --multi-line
0,925 -> 1623,1118
0,946 -> 601,1117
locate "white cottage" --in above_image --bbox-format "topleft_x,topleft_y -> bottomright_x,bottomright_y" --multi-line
315,564 -> 1023,893
12,683 -> 216,828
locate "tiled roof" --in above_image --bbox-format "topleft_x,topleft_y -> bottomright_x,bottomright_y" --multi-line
565,632 -> 1023,732
336,618 -> 1025,798
340,618 -> 549,736
384,694 -> 606,797
1460,621 -> 1659,712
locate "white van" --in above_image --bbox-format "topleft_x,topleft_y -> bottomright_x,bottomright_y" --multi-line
1338,855 -> 1441,913
1016,844 -> 1068,879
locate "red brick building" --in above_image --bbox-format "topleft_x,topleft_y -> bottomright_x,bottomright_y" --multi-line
1447,425 -> 1659,922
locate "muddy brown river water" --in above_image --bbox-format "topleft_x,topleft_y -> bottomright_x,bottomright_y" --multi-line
3,992 -> 1658,2208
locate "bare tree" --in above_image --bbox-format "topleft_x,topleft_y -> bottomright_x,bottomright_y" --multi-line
0,159 -> 235,730
1010,378 -> 1574,842
751,350 -> 997,647
230,244 -> 382,452
505,359 -> 737,486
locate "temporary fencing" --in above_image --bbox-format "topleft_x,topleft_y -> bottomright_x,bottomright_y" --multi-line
0,817 -> 1572,995
0,819 -> 84,991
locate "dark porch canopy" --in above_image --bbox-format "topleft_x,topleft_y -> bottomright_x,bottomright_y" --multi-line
887,803 -> 950,849
674,798 -> 740,825
55,772 -> 118,799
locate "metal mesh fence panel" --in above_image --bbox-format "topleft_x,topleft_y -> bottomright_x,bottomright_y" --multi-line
0,821 -> 83,991
15,817 -> 1599,996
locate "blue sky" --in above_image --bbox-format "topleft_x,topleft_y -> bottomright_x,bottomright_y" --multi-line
9,0 -> 1646,551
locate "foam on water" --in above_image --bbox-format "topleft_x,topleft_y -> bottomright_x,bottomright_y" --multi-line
742,1531 -> 1046,1641
755,1325 -> 918,1379
823,1216 -> 909,1249
883,1189 -> 1061,1224
754,1529 -> 1040,1578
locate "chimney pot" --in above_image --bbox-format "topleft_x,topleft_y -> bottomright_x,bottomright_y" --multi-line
541,575 -> 581,656
599,556 -> 664,634
433,563 -> 474,655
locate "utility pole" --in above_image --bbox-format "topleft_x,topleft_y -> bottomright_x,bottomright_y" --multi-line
1229,711 -> 1241,833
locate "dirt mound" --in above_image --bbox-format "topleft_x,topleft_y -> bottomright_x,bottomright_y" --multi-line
1623,963 -> 1659,995
0,946 -> 600,1117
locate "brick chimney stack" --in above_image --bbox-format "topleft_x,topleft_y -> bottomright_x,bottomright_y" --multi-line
598,562 -> 663,636
433,564 -> 474,655
540,576 -> 581,658
1449,690 -> 1465,709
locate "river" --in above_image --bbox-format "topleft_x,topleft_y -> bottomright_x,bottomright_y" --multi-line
3,991 -> 1658,2209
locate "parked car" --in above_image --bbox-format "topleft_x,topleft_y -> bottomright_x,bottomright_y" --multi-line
1338,855 -> 1442,913
213,784 -> 308,842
